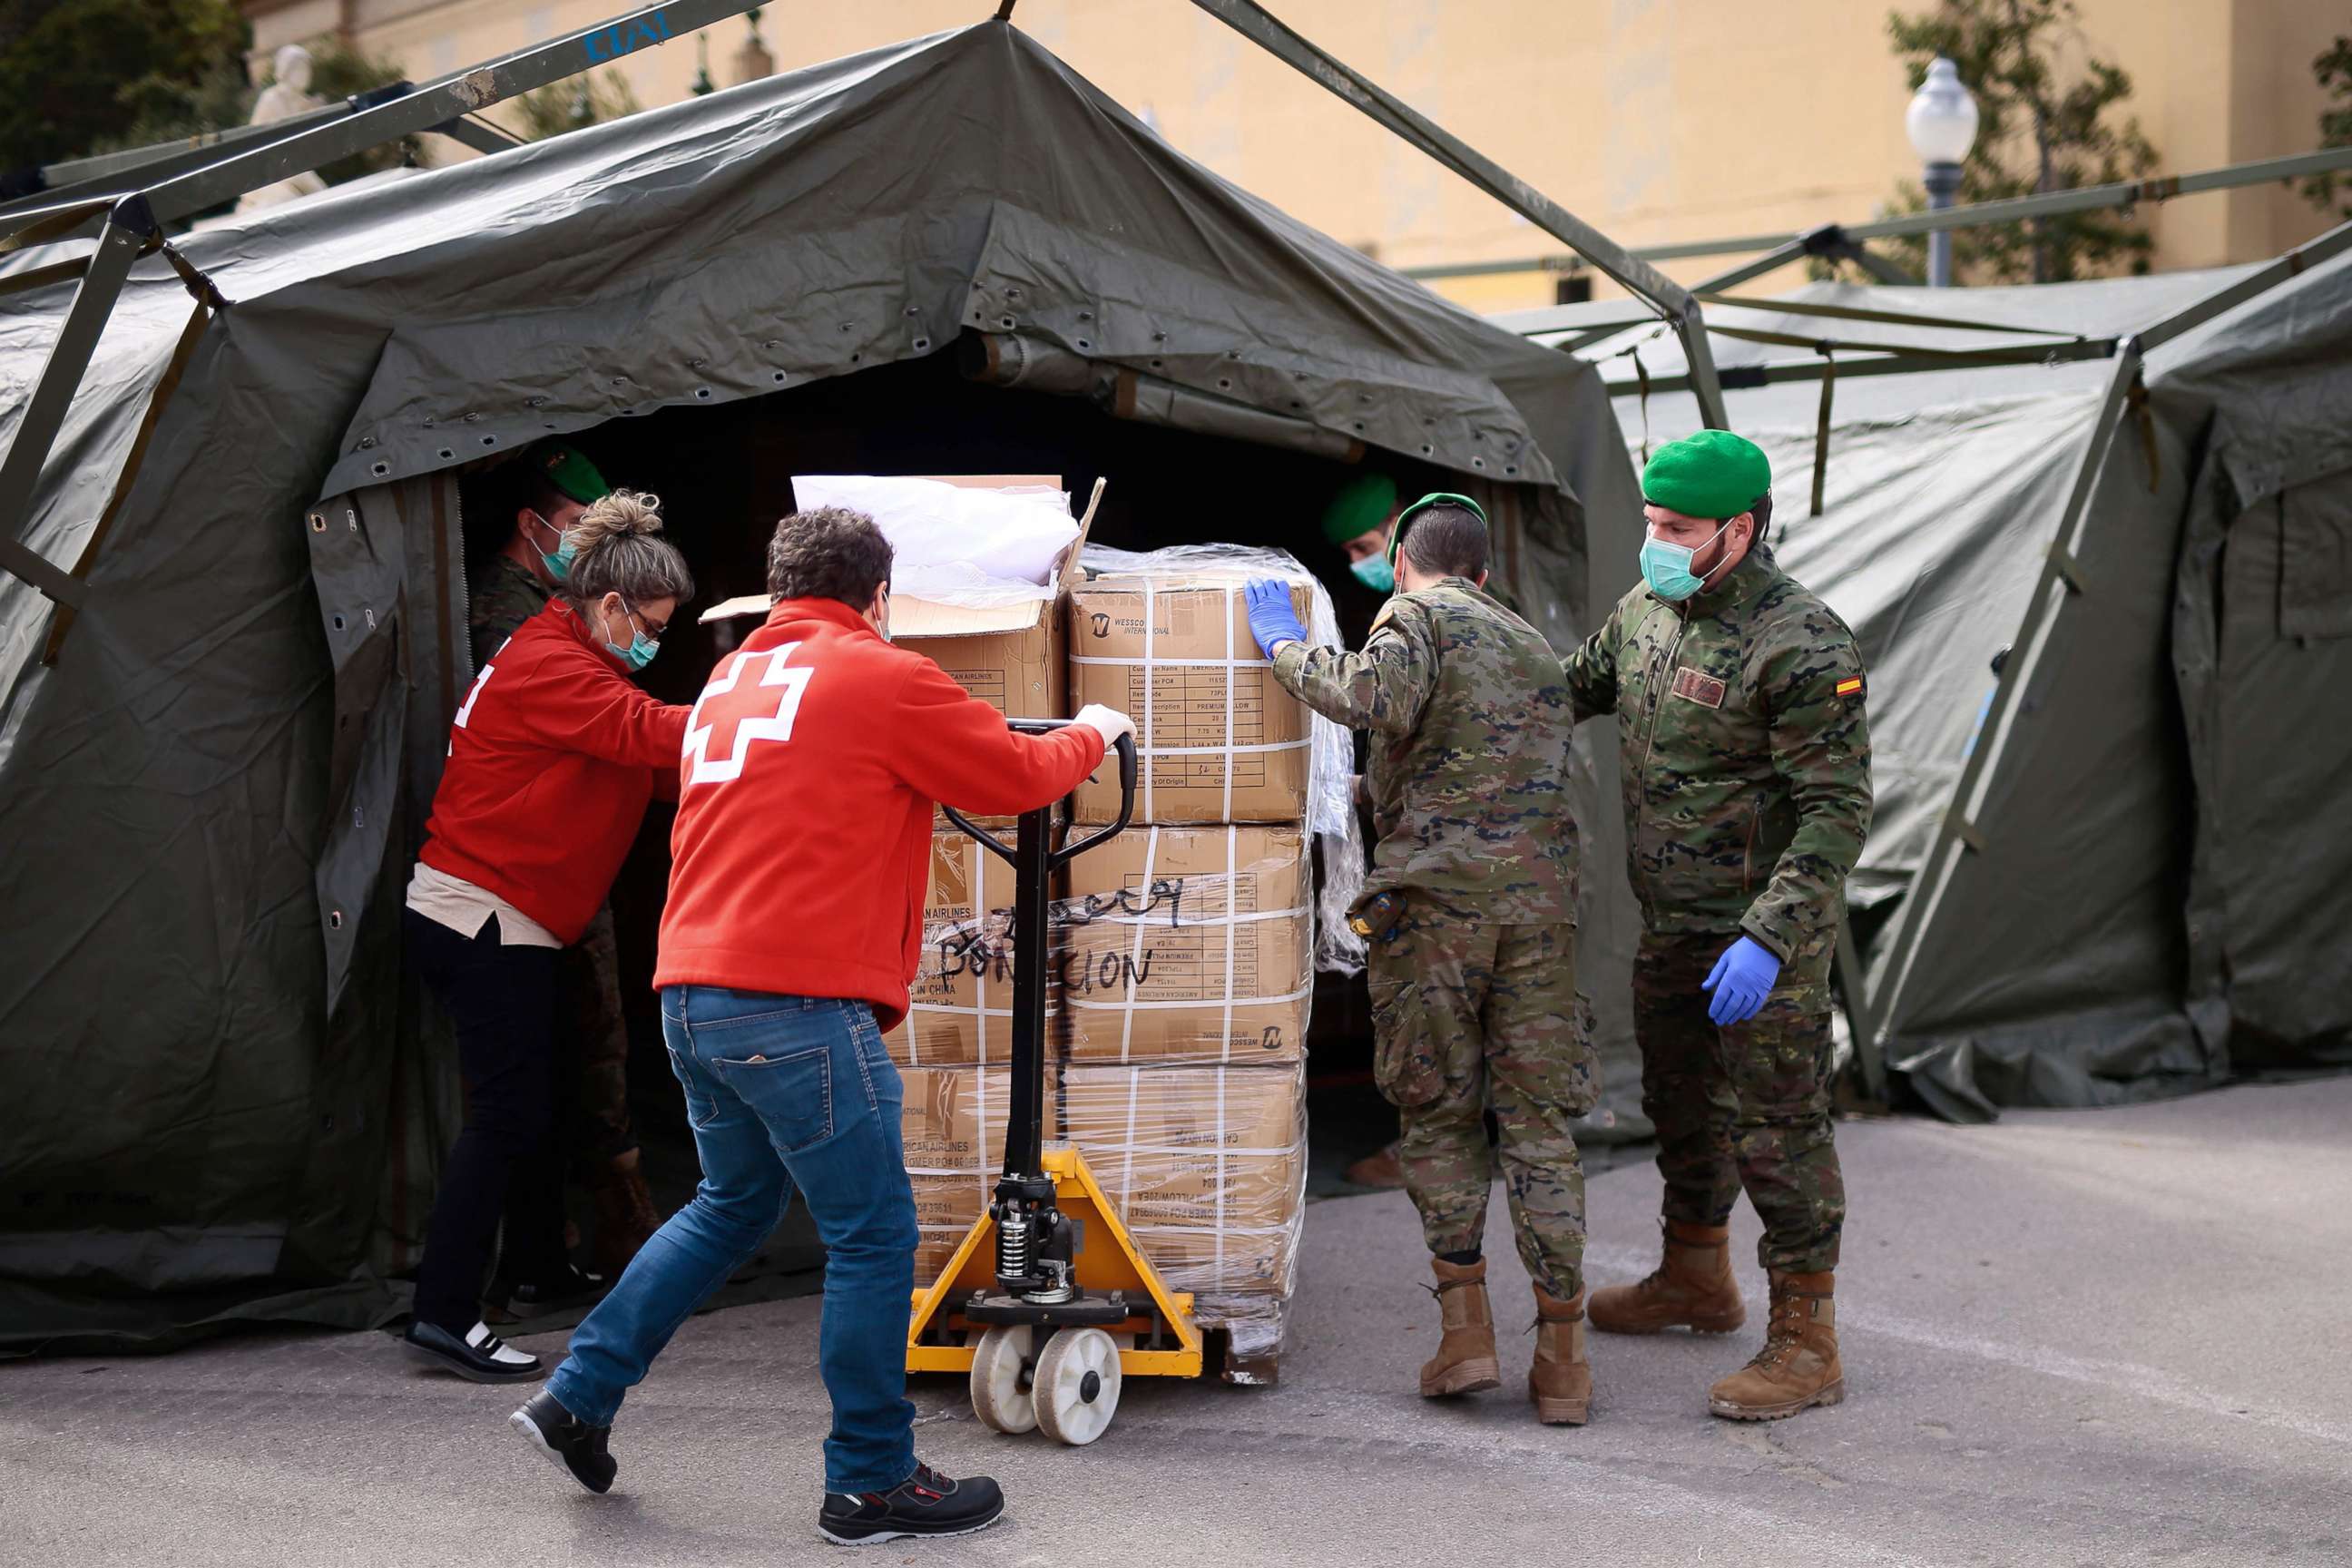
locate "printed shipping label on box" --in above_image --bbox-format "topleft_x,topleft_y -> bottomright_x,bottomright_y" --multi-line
1068,576 -> 1310,825
910,1168 -> 995,1279
1053,825 -> 1310,1064
900,1065 -> 1054,1175
885,834 -> 1051,1067
1061,1063 -> 1305,1298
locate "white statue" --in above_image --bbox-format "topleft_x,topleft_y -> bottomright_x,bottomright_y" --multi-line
233,45 -> 329,214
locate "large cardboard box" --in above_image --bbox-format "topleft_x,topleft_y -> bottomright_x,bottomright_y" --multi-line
1068,574 -> 1311,825
883,832 -> 1045,1067
1053,825 -> 1310,1065
1061,1063 -> 1305,1298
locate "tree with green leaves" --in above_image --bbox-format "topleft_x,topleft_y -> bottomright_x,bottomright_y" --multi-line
0,0 -> 249,172
1878,0 -> 2159,284
2302,35 -> 2351,220
511,70 -> 642,142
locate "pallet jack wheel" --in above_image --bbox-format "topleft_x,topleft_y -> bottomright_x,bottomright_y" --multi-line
1031,1327 -> 1122,1446
969,1325 -> 1038,1435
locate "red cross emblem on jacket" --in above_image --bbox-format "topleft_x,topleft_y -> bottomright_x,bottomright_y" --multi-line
684,642 -> 812,786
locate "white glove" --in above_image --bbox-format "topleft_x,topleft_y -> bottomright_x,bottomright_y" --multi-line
1073,704 -> 1137,750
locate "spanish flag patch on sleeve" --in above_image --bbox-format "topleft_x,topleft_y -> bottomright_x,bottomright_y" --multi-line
1836,677 -> 1864,697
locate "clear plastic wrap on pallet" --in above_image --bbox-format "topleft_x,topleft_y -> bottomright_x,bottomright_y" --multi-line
1057,1062 -> 1307,1359
899,1065 -> 1053,1275
1072,543 -> 1366,974
1051,823 -> 1310,1065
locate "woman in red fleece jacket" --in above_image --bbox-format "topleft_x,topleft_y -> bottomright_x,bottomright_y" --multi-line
517,507 -> 1132,1543
399,491 -> 694,1385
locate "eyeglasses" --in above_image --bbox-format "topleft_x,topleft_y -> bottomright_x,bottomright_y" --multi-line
622,602 -> 670,638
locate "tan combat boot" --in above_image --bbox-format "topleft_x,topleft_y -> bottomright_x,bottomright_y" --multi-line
1419,1256 -> 1502,1398
590,1148 -> 665,1280
1529,1285 -> 1592,1426
1587,1220 -> 1746,1335
1707,1269 -> 1844,1421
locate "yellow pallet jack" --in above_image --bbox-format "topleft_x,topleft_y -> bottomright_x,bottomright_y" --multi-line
906,721 -> 1201,1445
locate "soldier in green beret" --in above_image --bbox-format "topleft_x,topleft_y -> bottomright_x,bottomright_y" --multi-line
1561,428 -> 1872,1422
468,441 -> 667,1305
1321,470 -> 1403,591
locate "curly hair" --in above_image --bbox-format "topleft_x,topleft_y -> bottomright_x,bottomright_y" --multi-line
561,489 -> 695,612
766,506 -> 894,607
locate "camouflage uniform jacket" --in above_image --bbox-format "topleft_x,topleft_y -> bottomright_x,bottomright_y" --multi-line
1273,578 -> 1577,925
1560,543 -> 1871,963
471,553 -> 553,673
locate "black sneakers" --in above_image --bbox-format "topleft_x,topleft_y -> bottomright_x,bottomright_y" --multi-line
818,1463 -> 1005,1546
509,1389 -> 616,1494
401,1319 -> 544,1383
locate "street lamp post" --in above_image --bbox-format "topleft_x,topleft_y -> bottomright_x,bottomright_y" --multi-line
1906,56 -> 1979,287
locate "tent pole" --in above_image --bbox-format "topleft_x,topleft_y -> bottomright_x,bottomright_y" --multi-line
1854,345 -> 2143,1084
0,198 -> 152,606
1407,144 -> 2352,279
1838,243 -> 1920,288
135,2 -> 764,229
0,102 -> 357,224
1188,0 -> 1732,431
1610,337 -> 2120,397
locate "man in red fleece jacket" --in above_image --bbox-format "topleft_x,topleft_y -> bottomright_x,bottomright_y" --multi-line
516,506 -> 1131,1547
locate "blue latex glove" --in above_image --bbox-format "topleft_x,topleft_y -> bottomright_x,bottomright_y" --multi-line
1244,578 -> 1309,659
1702,936 -> 1781,1027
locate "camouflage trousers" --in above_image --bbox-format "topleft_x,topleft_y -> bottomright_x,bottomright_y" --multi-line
1634,929 -> 1844,1274
554,903 -> 636,1174
1369,903 -> 1597,1298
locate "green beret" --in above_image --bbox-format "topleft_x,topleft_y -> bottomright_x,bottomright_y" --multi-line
1641,430 -> 1770,521
1321,471 -> 1397,547
537,443 -> 611,505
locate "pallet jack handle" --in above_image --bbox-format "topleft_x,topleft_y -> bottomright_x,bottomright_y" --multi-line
941,721 -> 1136,1187
941,720 -> 1136,869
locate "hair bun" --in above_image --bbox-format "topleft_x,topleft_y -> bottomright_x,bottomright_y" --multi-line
572,489 -> 663,548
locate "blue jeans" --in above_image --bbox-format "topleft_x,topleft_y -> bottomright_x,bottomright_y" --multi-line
546,987 -> 919,1494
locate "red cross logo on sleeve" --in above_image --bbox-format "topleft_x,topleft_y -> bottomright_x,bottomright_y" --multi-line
684,642 -> 813,786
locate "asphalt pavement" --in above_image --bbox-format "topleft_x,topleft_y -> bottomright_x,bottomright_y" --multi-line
5,1076 -> 2348,1567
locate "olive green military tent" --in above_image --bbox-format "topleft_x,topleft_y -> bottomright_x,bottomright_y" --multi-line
1504,249 -> 2352,1121
0,22 -> 1647,1351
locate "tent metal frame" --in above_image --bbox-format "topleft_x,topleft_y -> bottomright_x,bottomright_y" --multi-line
1850,212 -> 2352,1096
1187,0 -> 1731,433
0,0 -> 1719,612
0,0 -> 769,612
1407,145 -> 2352,281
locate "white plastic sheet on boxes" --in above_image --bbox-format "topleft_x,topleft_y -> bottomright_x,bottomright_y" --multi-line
793,474 -> 1077,598
1078,543 -> 1367,974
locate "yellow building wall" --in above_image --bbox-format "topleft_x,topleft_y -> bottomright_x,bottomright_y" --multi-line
245,0 -> 2348,309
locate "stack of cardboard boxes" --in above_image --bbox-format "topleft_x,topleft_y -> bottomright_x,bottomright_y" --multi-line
1054,567 -> 1312,1357
859,503 -> 1312,1365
